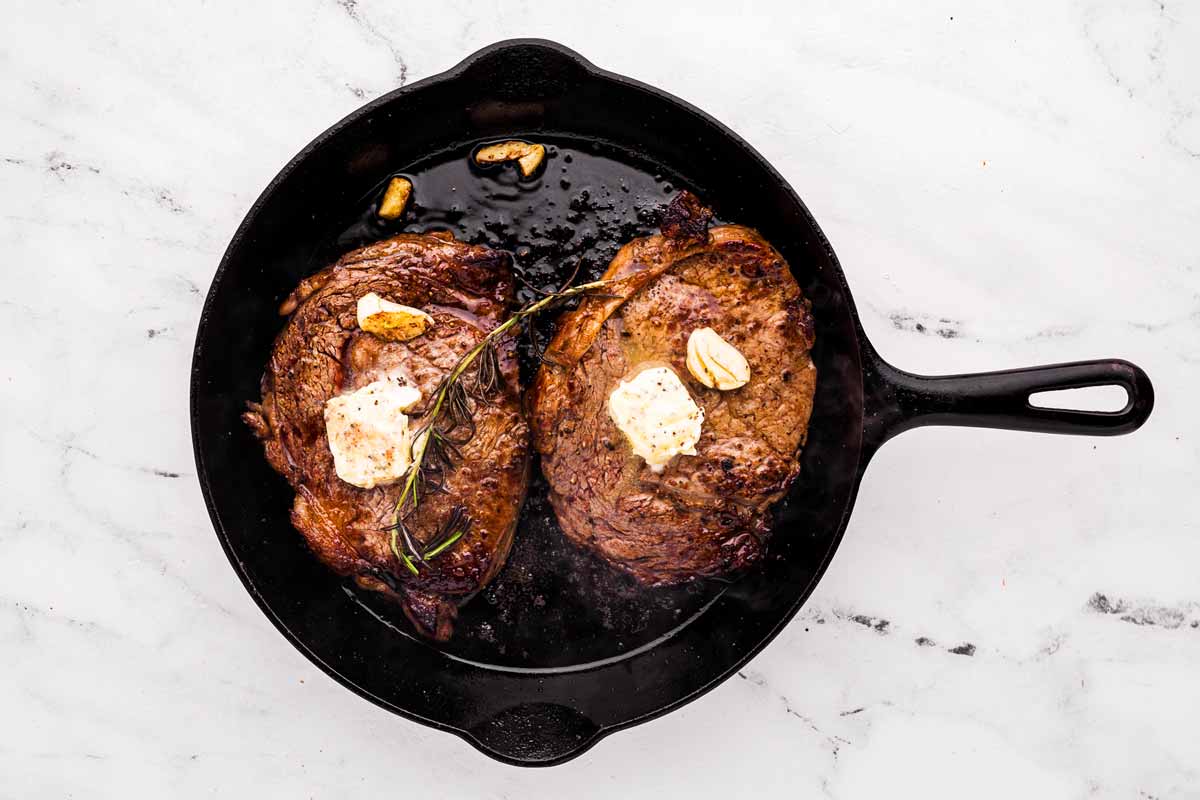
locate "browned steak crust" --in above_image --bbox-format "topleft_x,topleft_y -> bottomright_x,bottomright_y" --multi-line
530,194 -> 817,585
243,233 -> 529,640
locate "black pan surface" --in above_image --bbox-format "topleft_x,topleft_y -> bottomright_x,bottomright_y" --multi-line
191,40 -> 1153,765
342,139 -> 731,669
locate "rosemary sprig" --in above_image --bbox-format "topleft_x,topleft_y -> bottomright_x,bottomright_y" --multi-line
422,506 -> 471,559
387,275 -> 615,574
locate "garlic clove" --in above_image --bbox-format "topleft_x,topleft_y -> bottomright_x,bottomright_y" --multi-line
515,145 -> 546,177
474,140 -> 546,178
377,176 -> 413,220
686,327 -> 751,390
356,292 -> 434,341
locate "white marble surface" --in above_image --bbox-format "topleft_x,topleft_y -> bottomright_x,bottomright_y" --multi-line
3,0 -> 1199,796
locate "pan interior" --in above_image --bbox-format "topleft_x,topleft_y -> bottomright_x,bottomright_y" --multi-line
199,134 -> 862,671
192,45 -> 866,747
319,137 -> 765,669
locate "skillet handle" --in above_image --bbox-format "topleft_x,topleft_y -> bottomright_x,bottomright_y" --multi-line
865,356 -> 1154,447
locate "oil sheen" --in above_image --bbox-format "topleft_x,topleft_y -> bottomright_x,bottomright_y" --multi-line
326,137 -> 726,670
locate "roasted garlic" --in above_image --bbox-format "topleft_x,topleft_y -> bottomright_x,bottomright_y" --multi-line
356,292 -> 433,341
377,176 -> 413,220
686,327 -> 751,390
474,140 -> 546,178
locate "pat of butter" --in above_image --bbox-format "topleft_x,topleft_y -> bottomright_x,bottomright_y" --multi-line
324,378 -> 422,489
608,366 -> 704,473
356,293 -> 434,342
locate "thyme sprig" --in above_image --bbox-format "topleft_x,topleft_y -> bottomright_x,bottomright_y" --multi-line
386,275 -> 615,574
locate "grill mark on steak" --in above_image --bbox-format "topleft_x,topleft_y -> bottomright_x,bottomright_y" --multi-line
244,233 -> 529,640
531,192 -> 817,585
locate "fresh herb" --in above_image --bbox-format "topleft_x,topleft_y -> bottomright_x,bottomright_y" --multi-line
386,274 -> 616,574
422,506 -> 470,559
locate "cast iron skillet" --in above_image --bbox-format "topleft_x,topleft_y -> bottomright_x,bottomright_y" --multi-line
191,39 -> 1154,766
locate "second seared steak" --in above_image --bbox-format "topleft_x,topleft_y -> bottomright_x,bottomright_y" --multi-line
530,193 -> 817,584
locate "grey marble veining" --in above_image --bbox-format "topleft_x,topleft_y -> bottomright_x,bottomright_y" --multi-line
2,1 -> 1198,797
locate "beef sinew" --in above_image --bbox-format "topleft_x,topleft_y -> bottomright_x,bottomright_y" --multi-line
530,193 -> 817,584
243,233 -> 528,640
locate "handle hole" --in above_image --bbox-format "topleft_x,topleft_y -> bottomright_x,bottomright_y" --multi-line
1029,385 -> 1129,413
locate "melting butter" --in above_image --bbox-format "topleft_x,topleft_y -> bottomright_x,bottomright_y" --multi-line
324,378 -> 422,489
608,366 -> 704,473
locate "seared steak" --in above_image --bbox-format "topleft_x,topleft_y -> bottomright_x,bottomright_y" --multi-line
243,233 -> 528,640
530,193 -> 817,584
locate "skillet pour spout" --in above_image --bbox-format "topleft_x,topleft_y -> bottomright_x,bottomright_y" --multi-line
191,37 -> 1156,767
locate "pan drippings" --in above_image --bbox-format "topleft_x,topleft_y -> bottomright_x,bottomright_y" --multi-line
324,138 -> 727,669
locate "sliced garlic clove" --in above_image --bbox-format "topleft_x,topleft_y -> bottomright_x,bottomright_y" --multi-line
474,140 -> 546,178
515,145 -> 546,177
685,330 -> 718,387
377,176 -> 413,220
686,327 -> 751,390
356,292 -> 434,341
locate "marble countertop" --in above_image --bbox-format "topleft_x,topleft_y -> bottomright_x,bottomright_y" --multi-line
4,1 -> 1198,797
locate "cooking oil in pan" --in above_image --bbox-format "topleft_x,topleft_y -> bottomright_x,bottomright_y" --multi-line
329,138 -> 727,670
